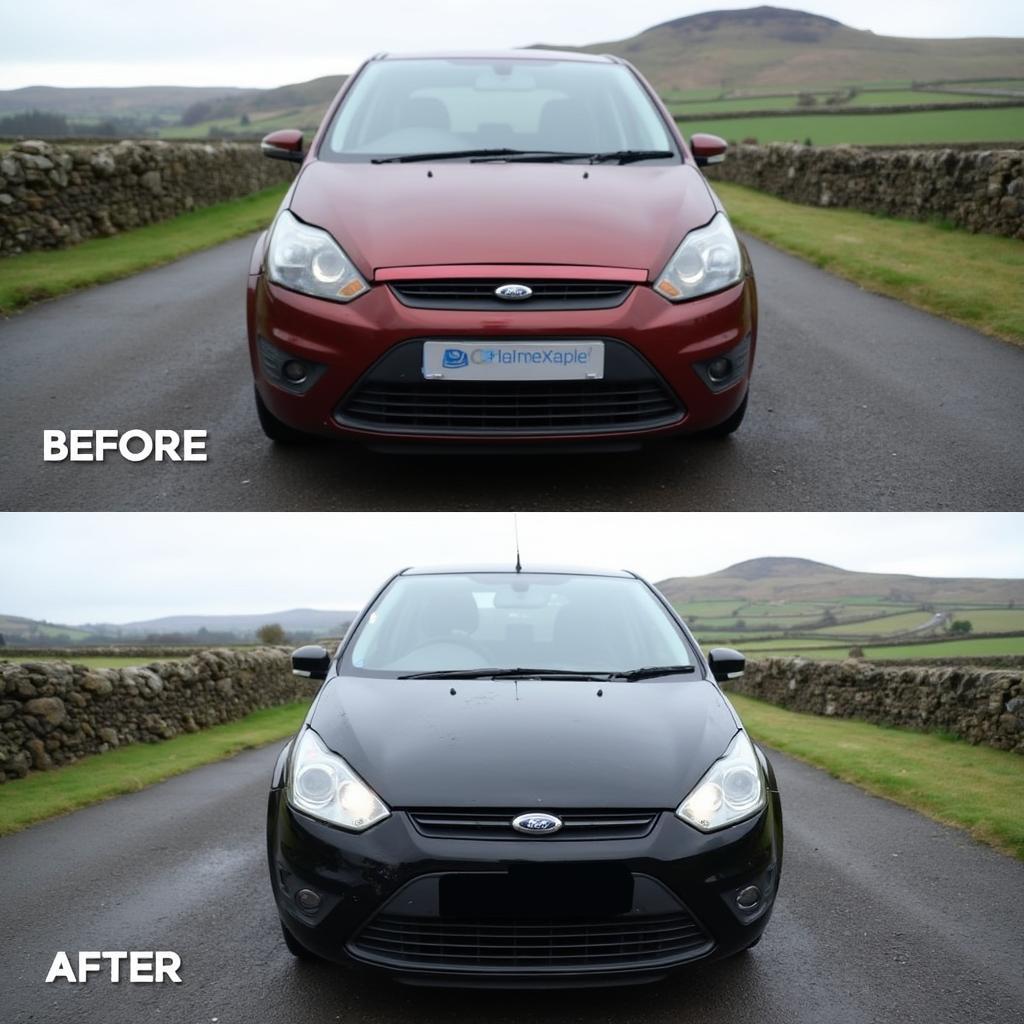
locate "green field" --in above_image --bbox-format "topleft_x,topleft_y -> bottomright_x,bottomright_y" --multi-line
731,694 -> 1024,860
731,636 -> 1024,661
0,701 -> 308,836
715,181 -> 1024,345
667,89 -> 993,115
0,184 -> 287,314
950,80 -> 1024,93
946,609 -> 1024,632
683,106 -> 1024,145
157,104 -> 325,140
824,610 -> 938,636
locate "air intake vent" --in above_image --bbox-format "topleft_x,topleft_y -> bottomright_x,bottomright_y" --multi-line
349,912 -> 711,971
410,810 -> 657,840
390,280 -> 634,311
338,379 -> 681,435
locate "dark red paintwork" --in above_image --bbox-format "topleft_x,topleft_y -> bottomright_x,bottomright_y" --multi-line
247,51 -> 758,446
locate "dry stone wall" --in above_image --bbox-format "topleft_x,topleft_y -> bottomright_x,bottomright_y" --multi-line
704,143 -> 1024,239
726,657 -> 1024,753
0,647 -> 316,780
0,139 -> 294,255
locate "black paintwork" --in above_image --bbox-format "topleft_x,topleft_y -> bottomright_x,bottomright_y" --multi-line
310,676 -> 738,809
269,567 -> 783,987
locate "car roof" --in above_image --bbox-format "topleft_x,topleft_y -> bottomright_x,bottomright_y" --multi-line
374,49 -> 618,65
399,564 -> 638,578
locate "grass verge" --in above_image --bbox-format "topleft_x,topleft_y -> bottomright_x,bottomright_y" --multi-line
0,184 -> 287,315
0,700 -> 308,836
731,693 -> 1024,860
688,105 -> 1024,145
715,181 -> 1024,345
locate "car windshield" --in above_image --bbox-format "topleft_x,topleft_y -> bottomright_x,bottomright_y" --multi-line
322,57 -> 679,162
344,572 -> 698,676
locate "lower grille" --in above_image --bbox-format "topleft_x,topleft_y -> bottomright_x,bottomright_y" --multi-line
349,912 -> 711,970
338,379 -> 681,434
410,811 -> 657,840
391,280 -> 634,311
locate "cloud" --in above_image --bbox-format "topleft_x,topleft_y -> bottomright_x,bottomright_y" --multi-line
2,1 -> 1021,89
0,513 -> 1021,624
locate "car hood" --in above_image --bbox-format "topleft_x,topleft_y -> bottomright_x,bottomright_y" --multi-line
288,161 -> 717,279
310,676 -> 738,809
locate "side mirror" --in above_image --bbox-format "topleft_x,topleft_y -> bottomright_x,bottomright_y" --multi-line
690,132 -> 727,167
708,647 -> 745,683
261,129 -> 305,163
292,644 -> 330,680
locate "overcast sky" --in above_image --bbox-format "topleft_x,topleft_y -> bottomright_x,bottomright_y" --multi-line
1,513 -> 1021,624
2,1 -> 1022,90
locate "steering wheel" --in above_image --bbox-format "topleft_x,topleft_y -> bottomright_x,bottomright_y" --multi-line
402,633 -> 492,662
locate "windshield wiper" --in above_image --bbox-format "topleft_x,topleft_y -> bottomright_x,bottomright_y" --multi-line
398,667 -> 611,680
472,149 -> 677,165
589,150 -> 676,165
470,151 -> 596,163
372,148 -> 534,164
607,665 -> 695,680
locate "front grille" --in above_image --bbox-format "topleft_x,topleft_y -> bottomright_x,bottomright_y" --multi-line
338,379 -> 681,434
349,912 -> 711,971
410,810 -> 657,840
390,280 -> 634,311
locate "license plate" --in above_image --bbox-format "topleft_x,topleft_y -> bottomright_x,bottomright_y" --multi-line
422,340 -> 605,381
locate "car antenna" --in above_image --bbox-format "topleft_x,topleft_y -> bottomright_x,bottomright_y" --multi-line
514,512 -> 522,573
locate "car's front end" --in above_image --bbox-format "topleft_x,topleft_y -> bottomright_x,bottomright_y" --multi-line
247,52 -> 757,449
267,567 -> 782,988
268,748 -> 781,987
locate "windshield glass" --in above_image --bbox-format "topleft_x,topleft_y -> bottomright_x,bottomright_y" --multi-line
344,573 -> 697,676
322,58 -> 678,161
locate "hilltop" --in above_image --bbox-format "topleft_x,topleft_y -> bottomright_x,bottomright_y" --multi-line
546,6 -> 1024,92
656,556 -> 1024,604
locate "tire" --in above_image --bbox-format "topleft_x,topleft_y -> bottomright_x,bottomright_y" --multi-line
280,918 -> 318,960
700,391 -> 748,439
255,387 -> 311,444
741,934 -> 762,952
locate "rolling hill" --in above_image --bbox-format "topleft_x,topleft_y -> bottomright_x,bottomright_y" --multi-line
0,85 -> 250,120
107,608 -> 355,635
546,6 -> 1024,93
3,6 -> 1021,137
0,608 -> 355,646
656,558 -> 1024,661
657,557 -> 1024,606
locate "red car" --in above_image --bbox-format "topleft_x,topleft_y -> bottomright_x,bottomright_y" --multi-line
247,50 -> 757,449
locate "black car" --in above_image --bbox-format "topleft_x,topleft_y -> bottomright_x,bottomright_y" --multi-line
268,566 -> 782,987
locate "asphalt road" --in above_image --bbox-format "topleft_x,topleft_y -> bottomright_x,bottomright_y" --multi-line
1,233 -> 1022,511
1,742 -> 1022,1024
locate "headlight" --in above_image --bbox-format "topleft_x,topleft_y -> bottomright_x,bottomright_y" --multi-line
676,730 -> 765,832
287,728 -> 389,831
267,210 -> 369,303
654,213 -> 743,302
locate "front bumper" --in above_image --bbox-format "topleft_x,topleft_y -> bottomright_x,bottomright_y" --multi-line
247,272 -> 757,446
267,788 -> 782,987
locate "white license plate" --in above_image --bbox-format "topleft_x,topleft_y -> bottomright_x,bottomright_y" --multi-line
422,340 -> 605,381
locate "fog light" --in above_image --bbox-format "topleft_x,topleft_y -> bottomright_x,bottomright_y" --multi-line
707,357 -> 733,383
295,888 -> 321,911
282,359 -> 308,384
736,885 -> 761,910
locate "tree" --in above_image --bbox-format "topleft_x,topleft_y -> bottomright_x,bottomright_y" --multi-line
848,646 -> 865,659
949,620 -> 973,635
240,112 -> 251,126
257,623 -> 286,645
